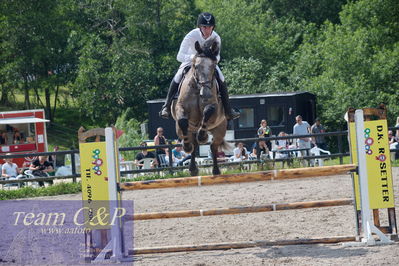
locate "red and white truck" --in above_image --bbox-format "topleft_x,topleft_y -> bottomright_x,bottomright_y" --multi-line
0,109 -> 49,167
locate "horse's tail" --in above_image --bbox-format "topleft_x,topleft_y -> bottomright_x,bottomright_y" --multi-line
220,140 -> 234,154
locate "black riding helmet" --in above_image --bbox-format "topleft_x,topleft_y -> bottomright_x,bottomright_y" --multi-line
197,12 -> 215,27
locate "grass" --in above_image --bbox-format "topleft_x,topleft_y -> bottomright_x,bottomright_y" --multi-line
0,182 -> 81,200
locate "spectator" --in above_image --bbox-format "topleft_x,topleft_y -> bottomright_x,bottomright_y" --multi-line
311,118 -> 327,150
135,142 -> 157,169
388,130 -> 396,145
233,142 -> 248,162
389,130 -> 399,160
13,128 -> 24,144
48,146 -> 59,169
29,156 -> 54,187
276,131 -> 292,150
153,127 -> 168,166
250,140 -> 269,159
395,117 -> 399,142
275,131 -> 295,159
171,145 -> 191,166
0,131 -> 7,145
2,154 -> 21,180
293,115 -> 311,163
257,119 -> 272,151
207,146 -> 227,162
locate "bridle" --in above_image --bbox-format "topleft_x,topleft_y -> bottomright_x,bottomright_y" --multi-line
192,55 -> 216,90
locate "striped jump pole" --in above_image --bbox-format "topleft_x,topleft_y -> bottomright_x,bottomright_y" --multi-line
120,164 -> 357,191
130,236 -> 357,255
126,198 -> 353,221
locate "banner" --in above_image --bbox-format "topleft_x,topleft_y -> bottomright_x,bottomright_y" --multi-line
79,142 -> 110,229
349,120 -> 395,210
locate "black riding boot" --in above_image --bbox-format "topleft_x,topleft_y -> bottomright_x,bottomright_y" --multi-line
219,81 -> 240,120
160,80 -> 179,119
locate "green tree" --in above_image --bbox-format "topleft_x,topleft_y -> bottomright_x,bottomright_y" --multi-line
291,0 -> 399,128
115,108 -> 146,160
0,0 -> 77,120
269,0 -> 349,25
221,57 -> 265,94
126,0 -> 199,98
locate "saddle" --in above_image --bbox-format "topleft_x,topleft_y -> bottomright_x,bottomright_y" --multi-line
173,66 -> 220,99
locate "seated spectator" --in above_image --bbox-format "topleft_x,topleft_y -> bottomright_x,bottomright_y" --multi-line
0,131 -> 7,145
48,146 -> 59,169
276,131 -> 294,150
389,130 -> 399,160
29,156 -> 54,187
171,145 -> 191,166
257,119 -> 272,151
388,130 -> 397,145
207,146 -> 227,162
250,140 -> 269,159
135,142 -> 157,169
13,128 -> 24,144
274,132 -> 297,159
233,142 -> 248,162
2,154 -> 21,180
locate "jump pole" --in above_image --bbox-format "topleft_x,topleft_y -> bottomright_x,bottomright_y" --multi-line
120,164 -> 356,191
130,236 -> 357,255
126,198 -> 353,221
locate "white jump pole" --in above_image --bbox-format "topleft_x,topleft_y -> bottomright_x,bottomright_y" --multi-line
354,109 -> 392,245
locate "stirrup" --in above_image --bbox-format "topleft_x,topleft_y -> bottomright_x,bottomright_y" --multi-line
159,106 -> 171,119
225,109 -> 240,120
231,111 -> 240,120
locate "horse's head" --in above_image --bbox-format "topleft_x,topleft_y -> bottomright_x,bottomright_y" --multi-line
193,40 -> 219,99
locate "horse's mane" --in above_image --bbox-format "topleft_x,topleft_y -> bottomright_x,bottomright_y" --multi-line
197,38 -> 219,61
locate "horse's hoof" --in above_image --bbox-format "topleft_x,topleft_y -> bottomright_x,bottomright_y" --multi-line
197,130 -> 208,144
212,168 -> 221,175
183,143 -> 194,153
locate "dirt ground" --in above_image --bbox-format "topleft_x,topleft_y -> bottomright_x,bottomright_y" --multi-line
8,167 -> 399,266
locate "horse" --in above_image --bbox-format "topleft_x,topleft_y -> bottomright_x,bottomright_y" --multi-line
171,40 -> 230,176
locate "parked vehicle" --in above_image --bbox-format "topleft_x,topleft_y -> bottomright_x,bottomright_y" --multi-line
0,109 -> 49,167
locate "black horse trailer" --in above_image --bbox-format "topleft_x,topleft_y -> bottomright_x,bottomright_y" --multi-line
147,92 -> 316,140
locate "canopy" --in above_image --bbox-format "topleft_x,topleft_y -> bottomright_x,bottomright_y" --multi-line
0,117 -> 50,125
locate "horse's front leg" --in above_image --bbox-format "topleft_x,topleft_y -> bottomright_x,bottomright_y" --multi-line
176,106 -> 194,154
188,136 -> 199,176
197,104 -> 215,144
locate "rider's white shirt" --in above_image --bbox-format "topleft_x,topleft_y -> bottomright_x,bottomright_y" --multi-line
176,28 -> 221,69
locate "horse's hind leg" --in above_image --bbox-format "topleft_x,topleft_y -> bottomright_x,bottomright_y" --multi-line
209,120 -> 228,175
197,104 -> 215,144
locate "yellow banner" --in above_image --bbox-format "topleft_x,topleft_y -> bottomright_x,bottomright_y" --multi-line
349,120 -> 395,209
79,142 -> 110,229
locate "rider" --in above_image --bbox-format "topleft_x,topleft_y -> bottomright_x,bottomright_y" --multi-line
159,12 -> 240,120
